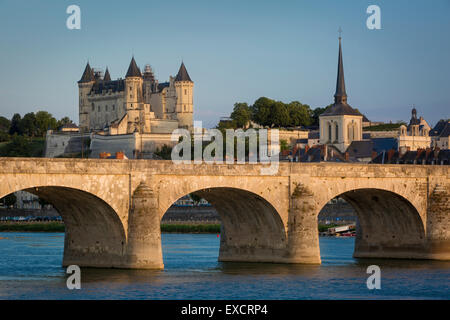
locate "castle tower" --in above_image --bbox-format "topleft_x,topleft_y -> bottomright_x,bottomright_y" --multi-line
78,62 -> 96,131
174,62 -> 194,131
125,57 -> 144,133
319,36 -> 363,153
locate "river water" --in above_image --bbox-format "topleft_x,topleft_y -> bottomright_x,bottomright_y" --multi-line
0,232 -> 448,299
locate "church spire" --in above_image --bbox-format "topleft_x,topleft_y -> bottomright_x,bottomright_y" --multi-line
334,35 -> 347,104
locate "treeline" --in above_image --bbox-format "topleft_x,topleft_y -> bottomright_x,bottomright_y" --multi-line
218,97 -> 332,129
1,111 -> 73,141
0,111 -> 74,157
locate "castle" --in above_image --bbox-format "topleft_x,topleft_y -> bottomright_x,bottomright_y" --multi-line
78,57 -> 194,134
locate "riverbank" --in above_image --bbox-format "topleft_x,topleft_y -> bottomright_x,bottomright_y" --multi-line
0,222 -> 221,233
0,222 -> 346,234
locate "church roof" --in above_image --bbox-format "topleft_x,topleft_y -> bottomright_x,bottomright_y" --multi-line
321,37 -> 362,117
175,62 -> 192,82
78,62 -> 95,83
103,67 -> 111,82
321,103 -> 362,116
126,57 -> 142,78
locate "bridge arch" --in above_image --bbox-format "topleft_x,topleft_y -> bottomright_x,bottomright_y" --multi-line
317,188 -> 427,259
0,186 -> 127,268
161,187 -> 288,263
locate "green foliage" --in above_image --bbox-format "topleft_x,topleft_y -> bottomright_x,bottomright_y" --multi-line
0,134 -> 31,157
311,105 -> 332,126
154,144 -> 173,160
363,122 -> 406,131
0,135 -> 45,157
0,116 -> 11,133
189,193 -> 202,204
0,222 -> 65,232
160,224 -> 221,233
9,113 -> 22,135
35,111 -> 58,136
280,139 -> 289,152
250,97 -> 275,127
230,102 -> 252,128
1,193 -> 17,207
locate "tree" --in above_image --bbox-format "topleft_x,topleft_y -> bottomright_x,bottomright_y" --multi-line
9,113 -> 22,135
189,193 -> 202,205
0,116 -> 11,133
287,101 -> 313,127
311,105 -> 332,126
250,97 -> 275,127
35,111 -> 58,136
19,112 -> 37,137
0,134 -> 31,157
230,103 -> 252,128
154,144 -> 172,160
271,101 -> 290,127
1,193 -> 16,207
57,116 -> 73,129
280,139 -> 290,152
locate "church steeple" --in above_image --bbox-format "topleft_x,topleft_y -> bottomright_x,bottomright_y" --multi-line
334,36 -> 347,104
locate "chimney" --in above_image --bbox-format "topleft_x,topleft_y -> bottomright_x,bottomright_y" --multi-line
305,145 -> 309,153
387,149 -> 395,161
345,152 -> 349,162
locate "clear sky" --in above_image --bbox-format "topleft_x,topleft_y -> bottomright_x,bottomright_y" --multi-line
0,0 -> 449,128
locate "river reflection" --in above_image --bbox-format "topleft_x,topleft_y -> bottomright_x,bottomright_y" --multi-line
0,232 -> 448,299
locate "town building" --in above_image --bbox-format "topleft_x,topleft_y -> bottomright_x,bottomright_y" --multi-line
397,108 -> 431,153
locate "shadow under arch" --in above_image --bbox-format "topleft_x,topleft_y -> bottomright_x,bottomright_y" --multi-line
163,187 -> 288,263
320,188 -> 427,259
11,186 -> 127,268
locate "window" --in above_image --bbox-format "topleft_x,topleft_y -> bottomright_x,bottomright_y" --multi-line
112,105 -> 115,111
98,106 -> 100,112
328,123 -> 332,141
185,89 -> 187,95
335,124 -> 339,141
91,103 -> 94,111
105,105 -> 108,111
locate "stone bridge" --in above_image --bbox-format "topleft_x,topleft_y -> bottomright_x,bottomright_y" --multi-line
0,158 -> 448,269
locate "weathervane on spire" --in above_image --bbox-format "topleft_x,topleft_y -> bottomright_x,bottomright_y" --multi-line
338,27 -> 343,40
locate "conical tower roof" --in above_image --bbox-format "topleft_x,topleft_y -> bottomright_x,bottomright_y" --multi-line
175,62 -> 192,82
126,57 -> 142,78
78,62 -> 95,83
103,67 -> 111,82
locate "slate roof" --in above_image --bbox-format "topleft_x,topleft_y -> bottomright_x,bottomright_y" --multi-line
126,57 -> 142,77
175,62 -> 192,82
346,140 -> 374,159
91,79 -> 125,94
430,120 -> 448,136
371,138 -> 398,153
103,68 -> 111,82
78,63 -> 95,83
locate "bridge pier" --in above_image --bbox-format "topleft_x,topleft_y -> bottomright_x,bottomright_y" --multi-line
426,184 -> 450,260
123,181 -> 164,269
285,183 -> 321,264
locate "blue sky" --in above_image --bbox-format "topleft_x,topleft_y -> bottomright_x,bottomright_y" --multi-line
0,0 -> 449,128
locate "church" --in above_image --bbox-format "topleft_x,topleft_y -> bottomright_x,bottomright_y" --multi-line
78,57 -> 194,134
318,36 -> 363,153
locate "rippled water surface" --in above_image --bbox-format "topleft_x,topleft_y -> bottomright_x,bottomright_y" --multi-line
0,232 -> 449,299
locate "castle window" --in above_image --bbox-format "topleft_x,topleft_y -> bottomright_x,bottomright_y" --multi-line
98,106 -> 100,112
92,103 -> 94,111
105,105 -> 108,111
112,105 -> 115,111
185,89 -> 187,95
335,124 -> 339,141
